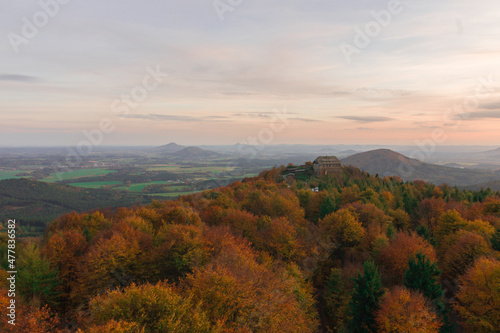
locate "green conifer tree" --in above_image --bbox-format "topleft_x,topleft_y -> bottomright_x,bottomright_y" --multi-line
348,261 -> 384,333
404,252 -> 452,333
491,229 -> 500,251
404,252 -> 443,301
320,195 -> 337,219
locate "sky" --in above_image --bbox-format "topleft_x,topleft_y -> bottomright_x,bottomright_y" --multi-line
1,0 -> 500,146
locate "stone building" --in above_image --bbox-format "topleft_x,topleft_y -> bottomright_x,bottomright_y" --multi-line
313,156 -> 341,176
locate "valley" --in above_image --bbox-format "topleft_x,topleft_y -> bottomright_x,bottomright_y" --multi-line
1,143 -> 500,237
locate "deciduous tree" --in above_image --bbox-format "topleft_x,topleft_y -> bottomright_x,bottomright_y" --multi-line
378,232 -> 436,281
441,231 -> 489,279
376,286 -> 442,333
87,281 -> 217,333
454,257 -> 500,332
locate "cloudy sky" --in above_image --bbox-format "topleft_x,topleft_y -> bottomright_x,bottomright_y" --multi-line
1,0 -> 499,146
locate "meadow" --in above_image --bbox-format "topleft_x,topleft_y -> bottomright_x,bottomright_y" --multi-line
0,170 -> 27,180
42,168 -> 115,182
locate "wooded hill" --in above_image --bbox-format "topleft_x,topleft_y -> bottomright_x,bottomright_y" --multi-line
341,149 -> 500,186
0,178 -> 154,236
1,165 -> 499,332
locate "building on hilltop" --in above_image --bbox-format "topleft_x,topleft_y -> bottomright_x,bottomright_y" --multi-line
282,156 -> 341,185
313,156 -> 342,176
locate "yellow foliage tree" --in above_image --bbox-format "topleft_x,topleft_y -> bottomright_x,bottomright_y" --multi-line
454,257 -> 500,332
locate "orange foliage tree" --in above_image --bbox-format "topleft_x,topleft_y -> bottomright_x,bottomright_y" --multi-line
0,288 -> 62,333
378,232 -> 436,281
441,230 -> 490,279
220,208 -> 259,244
152,223 -> 209,280
375,286 -> 442,333
418,198 -> 446,234
186,228 -> 318,332
78,231 -> 141,297
43,229 -> 88,311
261,217 -> 304,261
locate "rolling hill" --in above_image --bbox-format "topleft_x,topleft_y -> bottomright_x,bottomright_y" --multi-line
341,149 -> 499,186
480,147 -> 500,155
152,142 -> 186,154
465,180 -> 500,191
171,146 -> 224,159
0,178 -> 154,235
152,143 -> 223,159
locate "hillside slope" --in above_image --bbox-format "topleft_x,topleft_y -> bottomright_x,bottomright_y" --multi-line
341,149 -> 499,186
152,142 -> 186,154
171,146 -> 224,159
0,178 -> 153,234
465,180 -> 500,191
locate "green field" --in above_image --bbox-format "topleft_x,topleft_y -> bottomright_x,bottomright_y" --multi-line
68,181 -> 123,189
146,165 -> 235,173
241,173 -> 258,178
147,191 -> 201,197
165,185 -> 191,191
0,171 -> 28,180
116,181 -> 174,192
42,168 -> 115,182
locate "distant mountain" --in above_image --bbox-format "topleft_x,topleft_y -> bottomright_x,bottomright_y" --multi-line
0,178 -> 153,234
152,142 -> 186,154
341,149 -> 499,186
337,149 -> 359,158
465,180 -> 500,192
171,146 -> 223,159
463,147 -> 500,160
482,147 -> 500,157
442,162 -> 466,169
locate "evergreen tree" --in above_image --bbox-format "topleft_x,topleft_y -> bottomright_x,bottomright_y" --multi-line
386,223 -> 395,240
404,252 -> 443,301
348,261 -> 384,333
492,229 -> 500,252
320,195 -> 337,219
18,242 -> 61,307
404,252 -> 452,333
416,225 -> 433,244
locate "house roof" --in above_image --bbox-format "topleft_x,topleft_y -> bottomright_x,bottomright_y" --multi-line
313,156 -> 340,164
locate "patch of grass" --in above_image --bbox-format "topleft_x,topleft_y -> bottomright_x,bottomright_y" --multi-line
117,181 -> 174,192
146,165 -> 235,173
166,185 -> 191,191
0,171 -> 28,181
147,191 -> 201,198
42,168 -> 115,182
241,173 -> 258,178
68,181 -> 123,189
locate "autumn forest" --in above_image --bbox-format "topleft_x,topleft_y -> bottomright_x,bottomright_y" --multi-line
1,164 -> 500,332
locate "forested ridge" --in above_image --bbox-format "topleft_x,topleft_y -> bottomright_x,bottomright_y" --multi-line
1,165 -> 500,332
0,178 -> 155,236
